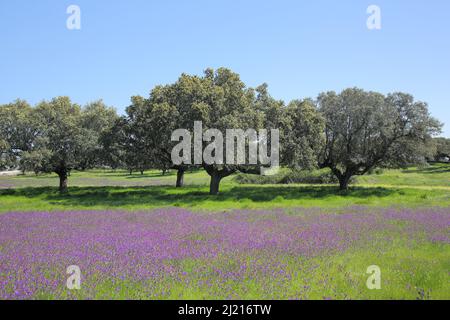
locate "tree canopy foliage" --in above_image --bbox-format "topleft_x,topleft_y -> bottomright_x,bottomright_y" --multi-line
0,69 -> 444,193
433,137 -> 450,160
318,89 -> 442,189
0,97 -> 118,192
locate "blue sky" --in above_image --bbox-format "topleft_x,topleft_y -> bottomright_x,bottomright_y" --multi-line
1,0 -> 449,136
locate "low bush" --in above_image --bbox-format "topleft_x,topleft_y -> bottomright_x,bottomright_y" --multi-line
234,168 -> 338,185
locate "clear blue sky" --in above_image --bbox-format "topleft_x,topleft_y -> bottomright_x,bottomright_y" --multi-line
1,0 -> 449,136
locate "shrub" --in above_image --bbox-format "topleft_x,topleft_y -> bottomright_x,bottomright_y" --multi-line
233,172 -> 284,185
279,169 -> 338,184
234,168 -> 338,185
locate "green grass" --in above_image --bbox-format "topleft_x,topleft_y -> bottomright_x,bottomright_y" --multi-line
1,164 -> 449,212
0,184 -> 449,213
355,164 -> 450,187
0,169 -> 211,188
2,163 -> 449,189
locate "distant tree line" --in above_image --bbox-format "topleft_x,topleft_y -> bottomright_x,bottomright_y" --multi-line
433,137 -> 450,161
0,68 -> 444,194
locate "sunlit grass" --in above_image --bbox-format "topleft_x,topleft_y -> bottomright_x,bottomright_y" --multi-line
355,164 -> 450,187
1,164 -> 449,212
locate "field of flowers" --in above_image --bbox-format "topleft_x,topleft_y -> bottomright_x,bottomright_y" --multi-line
1,207 -> 448,300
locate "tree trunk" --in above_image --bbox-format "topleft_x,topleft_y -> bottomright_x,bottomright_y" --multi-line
338,174 -> 351,191
209,173 -> 222,195
176,168 -> 185,188
58,171 -> 68,193
140,170 -> 144,175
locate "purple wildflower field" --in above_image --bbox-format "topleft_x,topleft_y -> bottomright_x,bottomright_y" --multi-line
0,207 -> 449,300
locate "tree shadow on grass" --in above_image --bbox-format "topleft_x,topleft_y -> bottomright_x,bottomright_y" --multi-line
0,185 -> 397,209
123,172 -> 177,179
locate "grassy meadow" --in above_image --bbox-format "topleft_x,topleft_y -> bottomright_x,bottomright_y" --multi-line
0,164 -> 449,300
0,164 -> 450,212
